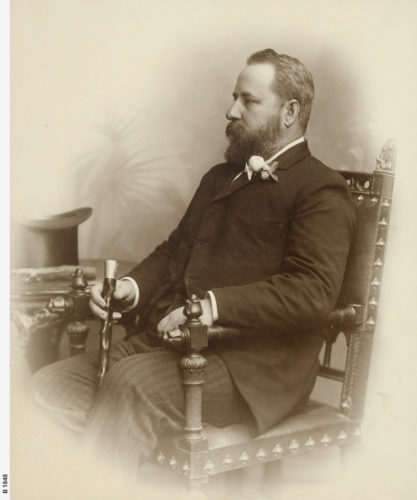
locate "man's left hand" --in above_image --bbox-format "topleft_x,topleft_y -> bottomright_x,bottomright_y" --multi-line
157,298 -> 214,336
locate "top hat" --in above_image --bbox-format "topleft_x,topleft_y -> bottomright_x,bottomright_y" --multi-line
12,207 -> 92,269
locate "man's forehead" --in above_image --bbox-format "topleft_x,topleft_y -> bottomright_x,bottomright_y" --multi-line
234,63 -> 276,95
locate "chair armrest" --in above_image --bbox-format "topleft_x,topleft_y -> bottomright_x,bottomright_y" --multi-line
161,303 -> 365,352
326,304 -> 364,328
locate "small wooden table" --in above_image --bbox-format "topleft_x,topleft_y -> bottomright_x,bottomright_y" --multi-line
10,259 -> 135,372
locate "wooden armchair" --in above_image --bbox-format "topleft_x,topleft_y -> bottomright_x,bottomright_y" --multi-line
148,139 -> 396,489
20,139 -> 395,493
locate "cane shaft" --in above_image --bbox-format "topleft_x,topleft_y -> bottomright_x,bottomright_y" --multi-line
96,260 -> 119,387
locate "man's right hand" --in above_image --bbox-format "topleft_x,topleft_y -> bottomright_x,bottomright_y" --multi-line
89,279 -> 136,321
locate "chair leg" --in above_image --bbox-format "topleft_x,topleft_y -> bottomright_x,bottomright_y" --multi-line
66,319 -> 89,356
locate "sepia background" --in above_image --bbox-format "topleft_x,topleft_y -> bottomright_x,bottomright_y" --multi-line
10,0 -> 417,499
12,0 -> 403,263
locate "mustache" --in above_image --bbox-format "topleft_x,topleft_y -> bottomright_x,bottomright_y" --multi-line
225,120 -> 245,138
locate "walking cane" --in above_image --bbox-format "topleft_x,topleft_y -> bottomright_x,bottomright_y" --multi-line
96,259 -> 119,387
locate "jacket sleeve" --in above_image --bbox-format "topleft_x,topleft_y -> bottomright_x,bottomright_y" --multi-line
123,167 -> 218,313
211,179 -> 356,333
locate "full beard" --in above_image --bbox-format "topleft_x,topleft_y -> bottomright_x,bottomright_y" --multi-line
224,114 -> 283,166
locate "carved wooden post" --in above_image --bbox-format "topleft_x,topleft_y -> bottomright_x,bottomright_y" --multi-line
340,139 -> 395,421
339,139 -> 395,468
179,295 -> 210,487
181,352 -> 208,443
66,320 -> 90,356
65,268 -> 90,356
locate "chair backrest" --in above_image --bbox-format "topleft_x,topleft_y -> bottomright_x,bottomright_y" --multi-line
318,139 -> 395,420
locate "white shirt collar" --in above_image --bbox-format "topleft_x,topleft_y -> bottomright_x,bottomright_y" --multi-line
231,136 -> 305,184
265,136 -> 305,164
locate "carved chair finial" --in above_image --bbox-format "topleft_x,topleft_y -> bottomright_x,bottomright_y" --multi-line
184,294 -> 203,326
375,138 -> 395,172
71,267 -> 88,293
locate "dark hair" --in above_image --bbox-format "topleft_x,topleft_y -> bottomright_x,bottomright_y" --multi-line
247,49 -> 314,131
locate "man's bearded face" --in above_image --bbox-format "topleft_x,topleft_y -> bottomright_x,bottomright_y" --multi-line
224,111 -> 283,166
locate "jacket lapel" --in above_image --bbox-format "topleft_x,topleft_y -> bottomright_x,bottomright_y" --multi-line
211,141 -> 311,203
211,171 -> 251,202
275,140 -> 310,171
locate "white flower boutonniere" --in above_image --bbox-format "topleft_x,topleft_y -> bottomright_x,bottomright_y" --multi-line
245,156 -> 279,182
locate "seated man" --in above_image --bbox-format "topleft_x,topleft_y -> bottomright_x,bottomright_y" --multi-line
32,49 -> 356,473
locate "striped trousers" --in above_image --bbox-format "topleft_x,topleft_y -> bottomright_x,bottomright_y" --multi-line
31,332 -> 253,473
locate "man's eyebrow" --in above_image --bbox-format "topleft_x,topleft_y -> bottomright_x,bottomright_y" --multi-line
232,91 -> 260,100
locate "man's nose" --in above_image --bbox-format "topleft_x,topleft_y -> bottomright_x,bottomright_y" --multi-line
226,101 -> 241,120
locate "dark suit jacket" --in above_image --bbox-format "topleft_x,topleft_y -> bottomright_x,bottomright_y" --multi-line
125,141 -> 356,433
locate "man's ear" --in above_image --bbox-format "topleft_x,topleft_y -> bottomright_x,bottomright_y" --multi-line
283,99 -> 300,127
